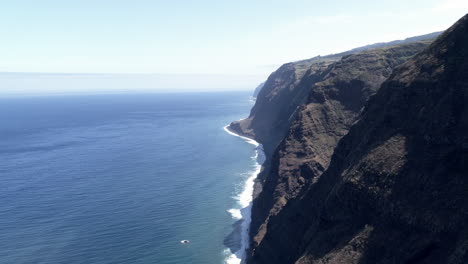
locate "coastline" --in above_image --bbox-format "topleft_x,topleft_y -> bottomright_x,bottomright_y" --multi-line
223,123 -> 257,146
223,124 -> 264,264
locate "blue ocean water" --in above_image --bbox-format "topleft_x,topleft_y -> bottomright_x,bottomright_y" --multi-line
0,92 -> 258,264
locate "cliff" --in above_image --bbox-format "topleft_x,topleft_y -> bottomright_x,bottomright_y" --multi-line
248,40 -> 434,253
228,33 -> 441,205
252,82 -> 265,98
229,32 -> 440,158
229,56 -> 340,158
247,13 -> 468,264
229,32 -> 438,258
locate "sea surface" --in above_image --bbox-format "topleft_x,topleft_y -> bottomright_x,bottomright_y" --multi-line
0,92 -> 260,264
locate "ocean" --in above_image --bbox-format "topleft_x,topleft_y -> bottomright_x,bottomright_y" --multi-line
0,91 -> 262,264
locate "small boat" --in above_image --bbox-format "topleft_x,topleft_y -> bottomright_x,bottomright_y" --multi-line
180,240 -> 190,244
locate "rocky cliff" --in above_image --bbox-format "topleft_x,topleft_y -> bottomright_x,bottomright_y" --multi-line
248,40 -> 434,254
229,32 -> 438,259
228,33 -> 440,205
252,82 -> 265,98
246,13 -> 468,264
229,32 -> 440,158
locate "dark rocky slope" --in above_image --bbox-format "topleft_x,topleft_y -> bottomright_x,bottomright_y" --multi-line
230,56 -> 340,158
228,33 -> 440,205
229,32 -> 440,158
248,40 -> 433,252
249,13 -> 468,264
253,82 -> 265,98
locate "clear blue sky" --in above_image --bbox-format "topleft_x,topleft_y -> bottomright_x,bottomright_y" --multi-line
0,0 -> 466,94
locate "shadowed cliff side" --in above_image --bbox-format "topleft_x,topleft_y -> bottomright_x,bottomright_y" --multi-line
248,40 -> 433,252
252,82 -> 265,98
249,13 -> 468,264
228,34 -> 440,205
229,56 -> 340,158
228,32 -> 440,157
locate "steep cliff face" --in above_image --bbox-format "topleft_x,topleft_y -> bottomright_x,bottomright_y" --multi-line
249,13 -> 468,264
248,41 -> 433,250
252,82 -> 265,98
229,56 -> 340,158
229,32 -> 440,158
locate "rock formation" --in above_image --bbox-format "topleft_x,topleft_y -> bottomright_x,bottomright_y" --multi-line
243,14 -> 468,264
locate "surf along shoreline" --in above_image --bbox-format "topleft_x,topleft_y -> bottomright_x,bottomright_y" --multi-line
223,124 -> 264,264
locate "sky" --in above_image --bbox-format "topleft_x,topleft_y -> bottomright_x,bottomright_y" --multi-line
0,0 -> 467,94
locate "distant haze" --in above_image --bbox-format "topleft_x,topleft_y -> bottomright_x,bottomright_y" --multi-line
0,73 -> 264,96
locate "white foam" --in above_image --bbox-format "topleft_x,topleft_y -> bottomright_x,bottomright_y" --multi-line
224,248 -> 241,264
223,124 -> 265,264
227,208 -> 242,220
225,253 -> 242,264
223,125 -> 259,147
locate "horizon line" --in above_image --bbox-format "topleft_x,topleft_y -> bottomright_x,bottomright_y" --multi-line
0,71 -> 266,77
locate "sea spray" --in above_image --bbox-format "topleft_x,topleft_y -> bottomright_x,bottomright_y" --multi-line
223,125 -> 265,264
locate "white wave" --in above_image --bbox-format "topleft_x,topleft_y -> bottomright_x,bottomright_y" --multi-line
223,125 -> 259,147
223,123 -> 265,264
224,248 -> 241,264
227,208 -> 242,220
